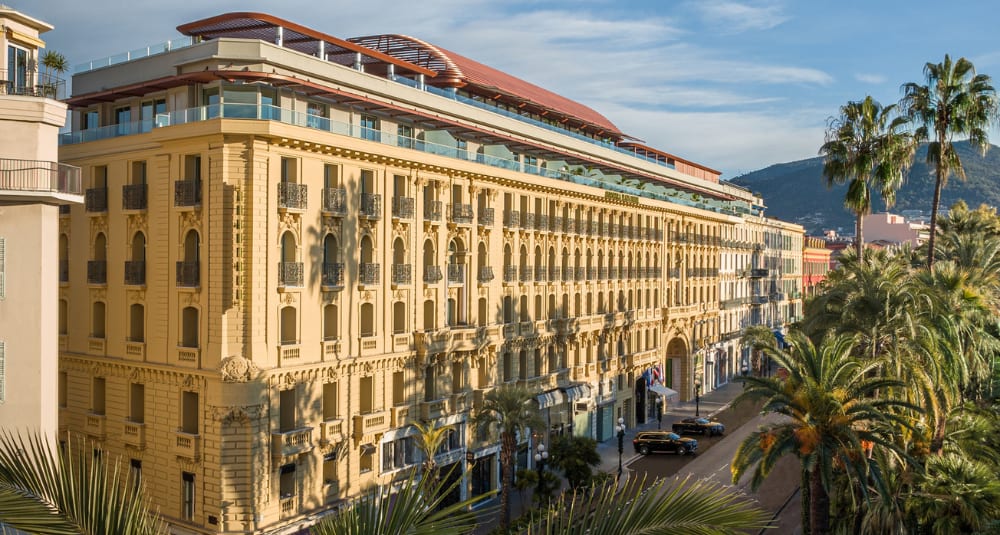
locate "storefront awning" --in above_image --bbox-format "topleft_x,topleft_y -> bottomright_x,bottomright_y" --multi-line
536,389 -> 565,409
649,384 -> 679,403
561,384 -> 591,402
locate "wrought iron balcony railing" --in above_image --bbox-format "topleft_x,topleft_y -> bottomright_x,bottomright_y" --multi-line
124,260 -> 145,285
176,261 -> 199,287
322,262 -> 344,287
122,183 -> 147,210
87,260 -> 107,284
278,262 -> 304,287
278,183 -> 307,210
85,188 -> 107,213
359,193 -> 381,219
174,180 -> 201,207
359,263 -> 380,285
392,263 -> 412,284
392,197 -> 414,219
323,187 -> 347,215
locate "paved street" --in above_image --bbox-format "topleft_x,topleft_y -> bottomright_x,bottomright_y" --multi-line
475,380 -> 802,534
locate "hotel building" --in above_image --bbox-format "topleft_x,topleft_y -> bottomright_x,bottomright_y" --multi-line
0,6 -> 81,440
56,13 -> 803,534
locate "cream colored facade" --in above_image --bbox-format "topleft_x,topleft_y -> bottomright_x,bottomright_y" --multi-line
57,15 -> 800,534
0,7 -> 81,441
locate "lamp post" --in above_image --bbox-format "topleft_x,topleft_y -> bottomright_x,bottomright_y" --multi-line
616,417 -> 626,477
694,378 -> 702,417
533,442 -> 548,499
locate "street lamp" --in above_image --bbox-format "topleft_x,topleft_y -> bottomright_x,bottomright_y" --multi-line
533,442 -> 549,498
694,378 -> 702,417
616,417 -> 626,477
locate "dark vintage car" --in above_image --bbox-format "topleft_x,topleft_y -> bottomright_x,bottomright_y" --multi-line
672,417 -> 725,436
632,431 -> 698,456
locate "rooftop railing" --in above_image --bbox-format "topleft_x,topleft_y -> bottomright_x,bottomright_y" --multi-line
0,69 -> 66,100
58,102 -> 756,217
73,38 -> 195,73
0,158 -> 82,196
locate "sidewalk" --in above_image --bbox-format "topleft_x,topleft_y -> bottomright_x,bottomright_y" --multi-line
595,380 -> 745,475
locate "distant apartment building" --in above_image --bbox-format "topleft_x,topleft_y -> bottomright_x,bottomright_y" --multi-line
863,212 -> 929,247
803,236 -> 831,297
56,12 -> 803,533
0,6 -> 82,440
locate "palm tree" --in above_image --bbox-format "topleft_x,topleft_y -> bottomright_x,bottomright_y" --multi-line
0,431 -> 160,534
310,469 -> 494,535
411,420 -> 453,480
731,331 -> 915,535
472,385 -> 543,531
900,54 -> 999,269
820,96 -> 916,256
907,453 -> 1000,534
39,50 -> 68,98
523,475 -> 771,534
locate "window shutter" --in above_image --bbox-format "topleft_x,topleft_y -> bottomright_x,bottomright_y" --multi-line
0,341 -> 6,404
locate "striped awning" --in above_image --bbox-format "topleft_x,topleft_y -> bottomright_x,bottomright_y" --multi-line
535,389 -> 565,409
561,384 -> 591,402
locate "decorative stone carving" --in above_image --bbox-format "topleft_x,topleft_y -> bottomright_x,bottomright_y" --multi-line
219,356 -> 260,383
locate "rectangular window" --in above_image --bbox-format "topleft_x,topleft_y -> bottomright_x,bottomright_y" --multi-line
130,383 -> 144,423
280,157 -> 297,183
181,391 -> 199,434
397,124 -> 414,149
115,106 -> 132,135
130,459 -> 142,491
131,161 -> 147,185
307,102 -> 328,129
360,448 -> 374,473
324,164 -> 339,188
359,376 -> 373,414
523,155 -> 538,174
59,371 -> 67,408
323,382 -> 338,420
360,114 -> 380,142
323,452 -> 338,487
382,436 -> 417,471
6,44 -> 28,91
279,388 -> 295,432
92,377 -> 106,415
182,472 -> 195,521
83,110 -> 100,130
392,371 -> 404,406
279,463 -> 296,498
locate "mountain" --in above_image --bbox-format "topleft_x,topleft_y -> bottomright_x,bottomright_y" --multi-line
729,141 -> 1000,235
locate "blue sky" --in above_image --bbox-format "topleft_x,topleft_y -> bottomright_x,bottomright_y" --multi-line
19,0 -> 1000,178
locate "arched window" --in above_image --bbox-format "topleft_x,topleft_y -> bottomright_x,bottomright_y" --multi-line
59,234 -> 69,282
127,232 -> 147,285
359,236 -> 376,284
181,307 -> 198,348
130,303 -> 145,342
178,230 -> 200,287
423,239 -> 438,283
92,301 -> 106,338
280,306 -> 297,344
323,235 -> 342,286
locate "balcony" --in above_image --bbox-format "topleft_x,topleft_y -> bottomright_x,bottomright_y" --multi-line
84,413 -> 106,439
391,406 -> 411,428
750,268 -> 769,278
478,266 -> 494,283
478,207 -> 494,226
534,266 -> 546,282
280,496 -> 297,520
447,264 -> 465,284
392,196 -> 414,219
174,180 -> 201,207
121,183 -> 147,211
503,266 -> 517,283
278,262 -> 304,287
392,263 -> 412,285
424,200 -> 442,222
87,260 -> 107,284
319,419 -> 346,445
272,427 -> 314,460
359,263 -> 380,285
323,262 -> 344,288
85,188 -> 107,213
176,261 -> 199,287
424,265 -> 443,284
122,421 -> 146,449
1,68 -> 66,98
519,265 -> 533,283
522,213 -> 535,230
359,193 -> 381,219
124,260 -> 145,285
419,398 -> 450,420
503,210 -> 520,229
353,410 -> 390,438
450,203 -> 473,224
278,183 -> 307,211
550,216 -> 563,232
125,341 -> 145,359
566,219 -> 577,234
0,158 -> 82,202
174,431 -> 200,460
322,187 -> 346,215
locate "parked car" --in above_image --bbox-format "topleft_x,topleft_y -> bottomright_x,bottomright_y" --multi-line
632,431 -> 698,456
672,417 -> 725,436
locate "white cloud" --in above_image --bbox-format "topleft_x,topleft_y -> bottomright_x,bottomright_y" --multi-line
854,73 -> 887,84
689,0 -> 790,33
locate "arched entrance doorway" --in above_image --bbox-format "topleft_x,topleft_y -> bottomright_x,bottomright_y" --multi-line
665,337 -> 687,391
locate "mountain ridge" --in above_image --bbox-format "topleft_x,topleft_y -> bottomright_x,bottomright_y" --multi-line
729,141 -> 1000,235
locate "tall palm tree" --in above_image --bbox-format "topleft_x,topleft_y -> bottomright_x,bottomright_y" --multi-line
820,96 -> 916,256
901,54 -> 999,269
731,331 -> 915,535
472,385 -> 543,531
0,432 -> 160,534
